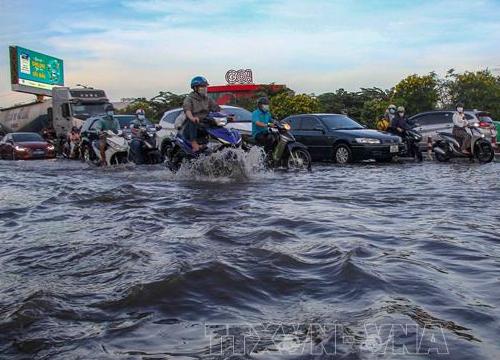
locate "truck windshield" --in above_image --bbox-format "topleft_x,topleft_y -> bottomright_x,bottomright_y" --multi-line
72,104 -> 107,120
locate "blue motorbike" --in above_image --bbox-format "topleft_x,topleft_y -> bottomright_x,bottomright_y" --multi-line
165,112 -> 243,172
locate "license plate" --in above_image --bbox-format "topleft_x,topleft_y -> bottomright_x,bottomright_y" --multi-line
390,145 -> 399,153
33,150 -> 45,155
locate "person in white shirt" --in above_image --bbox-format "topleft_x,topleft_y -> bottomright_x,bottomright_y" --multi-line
452,103 -> 470,154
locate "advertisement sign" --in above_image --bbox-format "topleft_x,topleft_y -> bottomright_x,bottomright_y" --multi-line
10,46 -> 64,96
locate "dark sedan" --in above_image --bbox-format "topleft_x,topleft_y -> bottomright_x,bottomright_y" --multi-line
0,132 -> 56,160
283,114 -> 403,163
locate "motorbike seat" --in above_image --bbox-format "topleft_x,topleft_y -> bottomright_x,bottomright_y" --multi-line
438,132 -> 455,138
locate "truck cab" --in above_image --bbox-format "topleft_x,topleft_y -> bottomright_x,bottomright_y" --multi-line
51,87 -> 110,136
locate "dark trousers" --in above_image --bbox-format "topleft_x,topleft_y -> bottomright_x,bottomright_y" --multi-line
452,126 -> 471,151
182,120 -> 197,142
255,132 -> 275,153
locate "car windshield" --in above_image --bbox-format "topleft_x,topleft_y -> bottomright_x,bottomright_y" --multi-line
12,133 -> 43,142
71,103 -> 108,120
319,115 -> 364,130
221,107 -> 252,122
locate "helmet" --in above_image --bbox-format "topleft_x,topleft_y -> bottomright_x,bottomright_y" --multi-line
71,126 -> 79,132
388,104 -> 397,110
397,106 -> 405,112
190,76 -> 209,89
135,108 -> 145,116
105,104 -> 115,112
456,102 -> 464,108
257,97 -> 270,106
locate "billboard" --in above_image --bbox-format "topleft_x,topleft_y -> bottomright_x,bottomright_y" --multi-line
9,46 -> 64,96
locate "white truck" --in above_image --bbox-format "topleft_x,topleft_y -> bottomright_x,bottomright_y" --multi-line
0,86 -> 110,138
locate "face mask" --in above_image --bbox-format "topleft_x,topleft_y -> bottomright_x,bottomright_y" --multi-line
138,115 -> 145,120
389,109 -> 396,114
107,111 -> 114,117
197,87 -> 208,96
398,112 -> 404,116
262,105 -> 270,112
457,107 -> 464,113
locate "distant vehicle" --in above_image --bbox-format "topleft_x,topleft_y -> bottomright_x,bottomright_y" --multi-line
157,105 -> 251,156
409,110 -> 496,151
114,115 -> 153,140
0,87 -> 110,138
283,114 -> 402,164
0,132 -> 56,160
493,120 -> 500,151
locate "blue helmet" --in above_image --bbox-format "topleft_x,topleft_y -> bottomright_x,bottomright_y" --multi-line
191,76 -> 209,89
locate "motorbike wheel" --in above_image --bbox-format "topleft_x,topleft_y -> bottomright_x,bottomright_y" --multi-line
287,148 -> 312,171
434,150 -> 450,162
474,141 -> 494,163
166,148 -> 182,172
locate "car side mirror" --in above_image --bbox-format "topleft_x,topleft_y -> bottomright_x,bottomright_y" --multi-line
7,140 -> 13,144
62,103 -> 71,118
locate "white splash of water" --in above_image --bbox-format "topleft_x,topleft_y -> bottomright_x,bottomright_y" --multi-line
172,146 -> 270,182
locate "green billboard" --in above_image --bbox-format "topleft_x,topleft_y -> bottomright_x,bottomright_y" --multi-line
10,46 -> 64,96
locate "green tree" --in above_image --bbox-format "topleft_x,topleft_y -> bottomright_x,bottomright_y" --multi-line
118,98 -> 155,120
391,73 -> 440,116
444,69 -> 500,118
270,93 -> 320,120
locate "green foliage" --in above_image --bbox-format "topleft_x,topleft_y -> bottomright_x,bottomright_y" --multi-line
317,87 -> 392,125
118,92 -> 186,122
445,69 -> 500,119
391,73 -> 440,116
270,93 -> 320,120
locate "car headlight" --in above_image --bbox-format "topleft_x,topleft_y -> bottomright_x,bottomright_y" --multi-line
47,144 -> 55,151
354,138 -> 381,144
14,145 -> 28,151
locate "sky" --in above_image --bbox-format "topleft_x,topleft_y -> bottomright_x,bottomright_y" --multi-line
0,0 -> 499,107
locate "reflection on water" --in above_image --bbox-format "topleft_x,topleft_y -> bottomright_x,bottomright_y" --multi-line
0,158 -> 499,359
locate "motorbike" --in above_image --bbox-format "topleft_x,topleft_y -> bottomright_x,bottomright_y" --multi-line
265,121 -> 312,171
128,126 -> 162,164
165,112 -> 243,172
82,130 -> 130,166
62,139 -> 81,159
398,127 -> 423,161
432,122 -> 495,163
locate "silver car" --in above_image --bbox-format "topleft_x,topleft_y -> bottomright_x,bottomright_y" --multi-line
409,110 -> 497,151
156,105 -> 252,155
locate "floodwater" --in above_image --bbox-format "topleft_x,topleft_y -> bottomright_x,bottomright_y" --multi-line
0,154 -> 499,359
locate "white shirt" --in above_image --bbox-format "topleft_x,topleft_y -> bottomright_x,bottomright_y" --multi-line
453,112 -> 468,128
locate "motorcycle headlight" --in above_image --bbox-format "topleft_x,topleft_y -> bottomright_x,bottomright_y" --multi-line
355,138 -> 381,144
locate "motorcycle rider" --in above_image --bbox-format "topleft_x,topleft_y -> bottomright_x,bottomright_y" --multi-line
131,109 -> 148,131
390,106 -> 411,134
94,104 -> 120,166
182,76 -> 220,152
130,109 -> 149,164
378,104 -> 397,131
252,97 -> 274,152
452,103 -> 470,154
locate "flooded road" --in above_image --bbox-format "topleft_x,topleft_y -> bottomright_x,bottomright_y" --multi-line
0,157 -> 499,359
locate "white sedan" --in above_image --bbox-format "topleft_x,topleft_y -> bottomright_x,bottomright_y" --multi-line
156,105 -> 252,155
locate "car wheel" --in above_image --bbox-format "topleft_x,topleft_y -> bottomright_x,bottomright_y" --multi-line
333,144 -> 352,164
